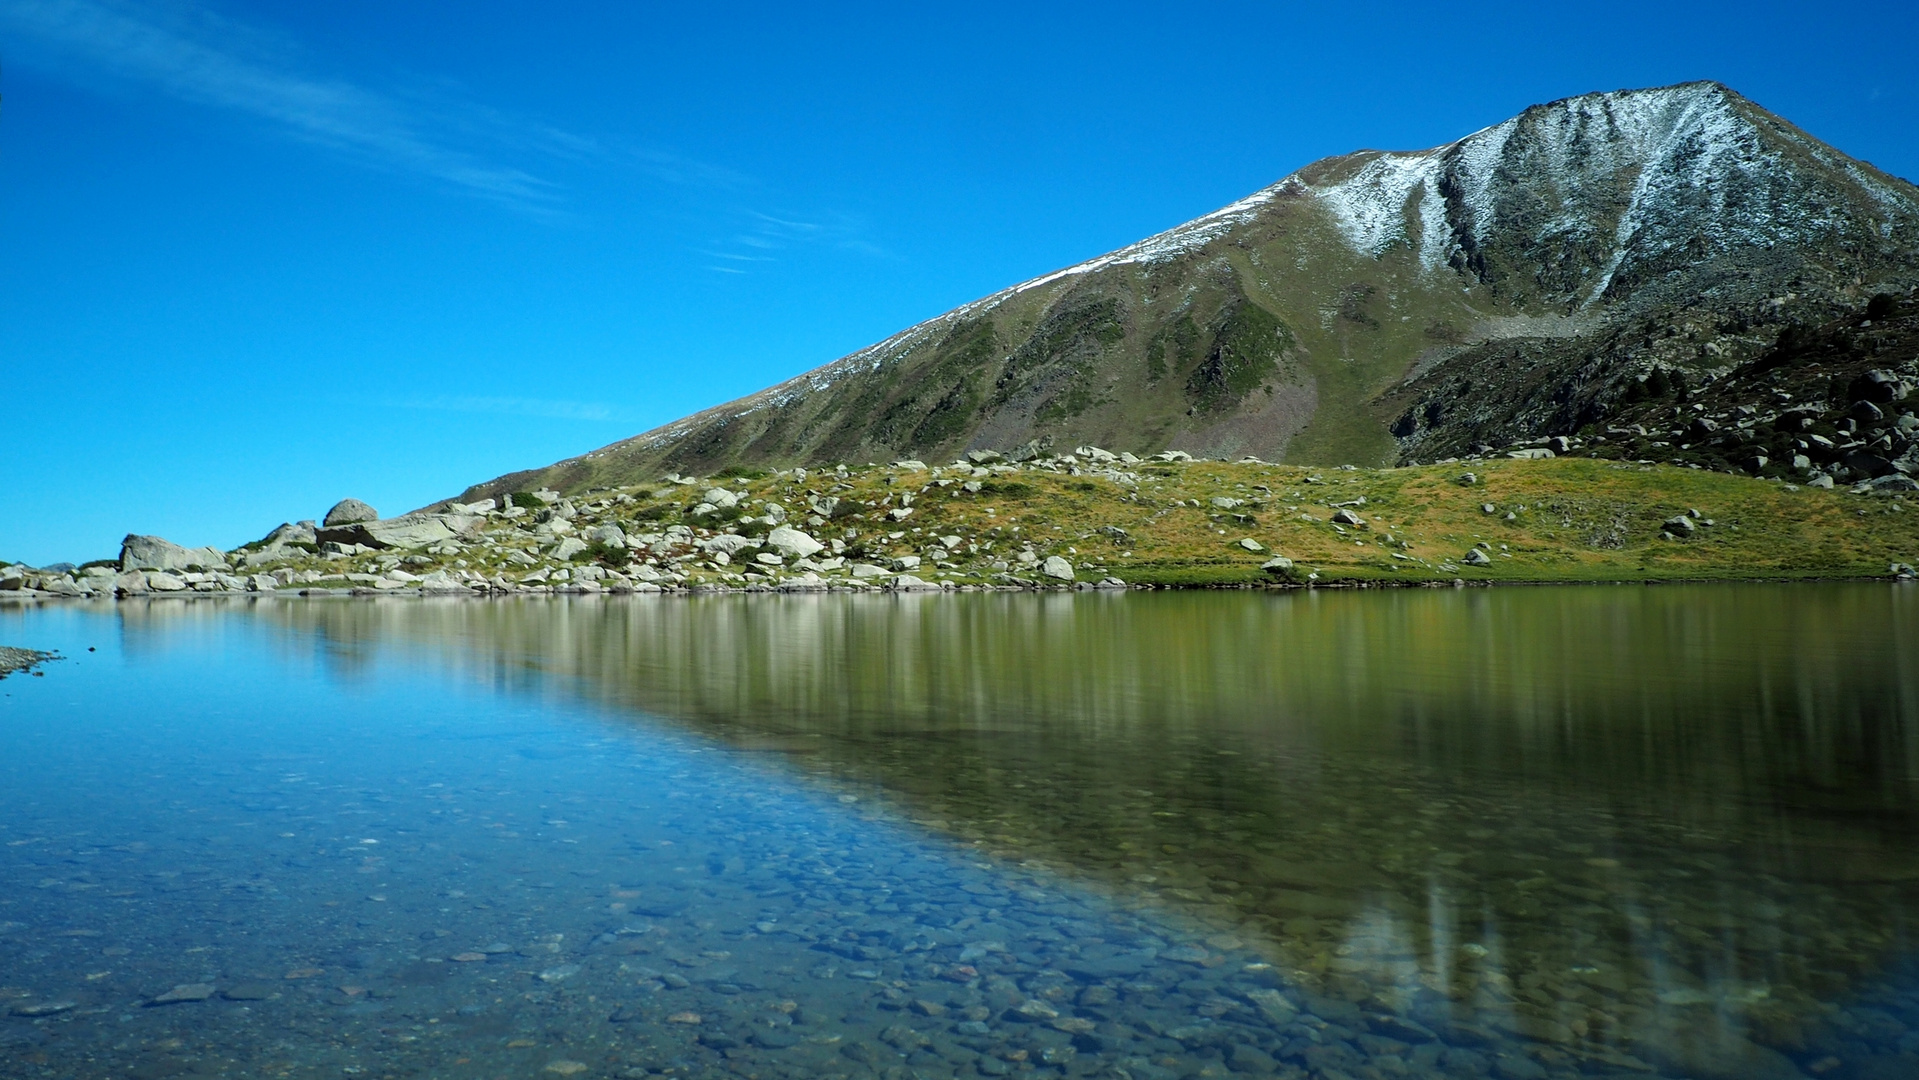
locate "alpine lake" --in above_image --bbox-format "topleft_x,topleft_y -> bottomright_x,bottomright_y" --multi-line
2,585 -> 1917,1080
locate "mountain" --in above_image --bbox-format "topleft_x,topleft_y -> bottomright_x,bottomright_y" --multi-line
461,82 -> 1919,500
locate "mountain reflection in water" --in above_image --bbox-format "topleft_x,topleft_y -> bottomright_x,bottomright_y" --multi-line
103,585 -> 1907,1074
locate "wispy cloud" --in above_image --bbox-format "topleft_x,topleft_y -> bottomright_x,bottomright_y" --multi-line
1,0 -> 562,209
386,395 -> 619,422
703,207 -> 890,273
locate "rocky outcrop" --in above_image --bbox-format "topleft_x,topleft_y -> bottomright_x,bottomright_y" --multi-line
119,535 -> 227,573
315,512 -> 483,551
243,521 -> 318,566
1384,294 -> 1919,483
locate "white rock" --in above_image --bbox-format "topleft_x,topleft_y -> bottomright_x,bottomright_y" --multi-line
850,563 -> 889,578
551,537 -> 588,561
1237,538 -> 1266,552
1041,556 -> 1075,580
146,572 -> 189,592
765,526 -> 824,558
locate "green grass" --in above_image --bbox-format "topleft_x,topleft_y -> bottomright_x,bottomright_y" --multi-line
742,457 -> 1917,586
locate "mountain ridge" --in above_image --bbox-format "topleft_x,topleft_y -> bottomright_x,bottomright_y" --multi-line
459,81 -> 1919,502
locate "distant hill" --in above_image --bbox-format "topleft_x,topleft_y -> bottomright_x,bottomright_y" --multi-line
461,82 -> 1919,501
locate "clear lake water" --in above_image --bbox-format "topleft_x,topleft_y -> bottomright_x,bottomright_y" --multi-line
1,585 -> 1917,1080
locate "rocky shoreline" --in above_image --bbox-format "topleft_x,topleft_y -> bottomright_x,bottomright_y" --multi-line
5,453 -> 1915,601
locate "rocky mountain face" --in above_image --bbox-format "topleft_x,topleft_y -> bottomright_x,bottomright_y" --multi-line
463,82 -> 1919,501
1535,292 -> 1919,488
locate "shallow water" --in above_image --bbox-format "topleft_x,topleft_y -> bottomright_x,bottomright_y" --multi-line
2,586 -> 1917,1080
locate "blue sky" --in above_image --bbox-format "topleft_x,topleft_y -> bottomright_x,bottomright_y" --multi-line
3,1 -> 1915,565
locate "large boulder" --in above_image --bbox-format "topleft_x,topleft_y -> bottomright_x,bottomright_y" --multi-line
315,512 -> 483,551
120,535 -> 226,573
1041,555 -> 1075,581
323,499 -> 379,527
765,527 -> 824,559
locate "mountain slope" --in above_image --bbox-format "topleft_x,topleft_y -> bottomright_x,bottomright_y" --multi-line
462,82 -> 1919,501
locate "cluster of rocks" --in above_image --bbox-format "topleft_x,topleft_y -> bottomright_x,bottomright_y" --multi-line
1,451 -> 1169,601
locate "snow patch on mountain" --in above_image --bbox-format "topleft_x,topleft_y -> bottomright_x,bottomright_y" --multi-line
1313,152 -> 1449,268
1303,82 -> 1919,306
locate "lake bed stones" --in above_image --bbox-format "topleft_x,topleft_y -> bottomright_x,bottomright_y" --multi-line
148,984 -> 214,1005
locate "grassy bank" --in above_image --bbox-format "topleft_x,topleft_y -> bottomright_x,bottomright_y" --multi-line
760,456 -> 1917,586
